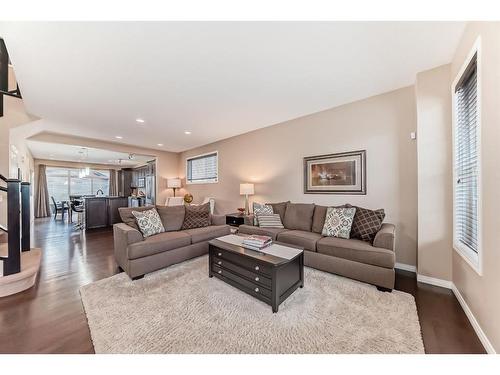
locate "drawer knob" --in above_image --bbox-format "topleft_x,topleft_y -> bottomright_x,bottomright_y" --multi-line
218,270 -> 222,274
255,276 -> 260,282
254,265 -> 259,271
254,287 -> 259,293
218,252 -> 222,257
217,261 -> 222,265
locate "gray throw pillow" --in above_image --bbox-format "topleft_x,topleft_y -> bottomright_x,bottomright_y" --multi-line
257,213 -> 284,228
322,207 -> 357,239
252,202 -> 273,225
132,208 -> 165,238
119,205 -> 151,231
265,201 -> 290,222
181,202 -> 210,229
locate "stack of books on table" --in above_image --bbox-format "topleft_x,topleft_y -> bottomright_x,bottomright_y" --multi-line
242,235 -> 273,251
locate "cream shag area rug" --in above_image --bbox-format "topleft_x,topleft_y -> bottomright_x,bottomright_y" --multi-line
80,256 -> 424,354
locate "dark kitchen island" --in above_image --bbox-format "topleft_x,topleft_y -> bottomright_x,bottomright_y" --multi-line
84,196 -> 129,229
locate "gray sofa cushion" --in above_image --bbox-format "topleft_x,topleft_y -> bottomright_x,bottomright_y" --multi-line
118,205 -> 153,231
238,224 -> 288,241
127,231 -> 191,260
316,236 -> 395,269
185,225 -> 231,244
276,230 -> 323,251
156,205 -> 185,231
266,201 -> 290,222
283,203 -> 315,231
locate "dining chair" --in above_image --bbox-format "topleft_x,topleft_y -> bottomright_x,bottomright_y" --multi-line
51,196 -> 69,221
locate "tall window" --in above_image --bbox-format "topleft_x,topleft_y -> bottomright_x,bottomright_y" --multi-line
453,44 -> 481,273
186,152 -> 218,184
46,167 -> 110,202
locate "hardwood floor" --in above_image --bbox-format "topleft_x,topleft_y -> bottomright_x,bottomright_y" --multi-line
0,218 -> 486,354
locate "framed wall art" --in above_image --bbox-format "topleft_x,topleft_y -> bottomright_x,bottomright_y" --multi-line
303,150 -> 366,194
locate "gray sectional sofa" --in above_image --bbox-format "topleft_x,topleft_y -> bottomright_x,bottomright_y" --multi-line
239,202 -> 396,290
113,205 -> 230,279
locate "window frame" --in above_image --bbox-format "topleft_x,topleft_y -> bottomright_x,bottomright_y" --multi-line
451,37 -> 482,275
185,151 -> 219,185
46,166 -> 110,201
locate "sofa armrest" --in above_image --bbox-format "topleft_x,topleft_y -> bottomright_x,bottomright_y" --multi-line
373,223 -> 396,251
210,214 -> 226,226
113,223 -> 143,246
113,223 -> 143,269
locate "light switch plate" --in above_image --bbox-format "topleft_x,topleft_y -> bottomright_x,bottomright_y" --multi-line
410,132 -> 417,140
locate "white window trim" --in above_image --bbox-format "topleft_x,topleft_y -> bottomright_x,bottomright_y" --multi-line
185,150 -> 219,185
451,36 -> 482,276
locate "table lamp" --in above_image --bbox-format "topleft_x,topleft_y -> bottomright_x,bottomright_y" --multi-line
167,178 -> 182,197
239,183 -> 254,215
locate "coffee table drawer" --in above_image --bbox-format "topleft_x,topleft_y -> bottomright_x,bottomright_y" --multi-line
213,248 -> 272,276
212,264 -> 272,299
213,256 -> 272,288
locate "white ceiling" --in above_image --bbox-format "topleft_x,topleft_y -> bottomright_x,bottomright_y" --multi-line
1,22 -> 465,152
27,140 -> 154,166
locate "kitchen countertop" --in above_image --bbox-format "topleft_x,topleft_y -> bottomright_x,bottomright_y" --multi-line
83,196 -> 127,199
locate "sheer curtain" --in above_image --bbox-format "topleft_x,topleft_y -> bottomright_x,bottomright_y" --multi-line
35,164 -> 51,217
109,169 -> 118,196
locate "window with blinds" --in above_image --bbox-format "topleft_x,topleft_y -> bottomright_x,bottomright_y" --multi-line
453,51 -> 480,267
186,152 -> 218,184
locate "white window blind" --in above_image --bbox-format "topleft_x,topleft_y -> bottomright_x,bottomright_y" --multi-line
454,54 -> 479,255
186,152 -> 218,184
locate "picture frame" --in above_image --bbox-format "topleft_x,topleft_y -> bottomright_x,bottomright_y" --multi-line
303,150 -> 366,194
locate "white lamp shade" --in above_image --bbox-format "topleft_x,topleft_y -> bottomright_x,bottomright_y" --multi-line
240,183 -> 254,195
167,178 -> 182,188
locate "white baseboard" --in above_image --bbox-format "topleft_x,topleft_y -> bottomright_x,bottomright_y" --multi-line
395,262 -> 416,273
452,284 -> 496,354
416,274 -> 496,354
416,274 -> 454,289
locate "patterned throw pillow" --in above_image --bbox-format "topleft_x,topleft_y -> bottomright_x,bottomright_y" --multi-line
350,206 -> 385,242
132,208 -> 165,238
322,207 -> 357,239
257,214 -> 284,228
181,202 -> 210,229
252,202 -> 273,225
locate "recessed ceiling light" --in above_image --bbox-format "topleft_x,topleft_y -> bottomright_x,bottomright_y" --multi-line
184,131 -> 191,135
157,143 -> 164,146
136,118 -> 145,124
115,136 -> 123,139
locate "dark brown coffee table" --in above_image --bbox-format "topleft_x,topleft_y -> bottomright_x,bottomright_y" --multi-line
208,235 -> 304,313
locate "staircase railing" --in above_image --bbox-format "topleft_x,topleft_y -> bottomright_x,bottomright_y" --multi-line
0,169 -> 31,276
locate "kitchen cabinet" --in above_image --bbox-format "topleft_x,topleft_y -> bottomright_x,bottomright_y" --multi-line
84,196 -> 129,229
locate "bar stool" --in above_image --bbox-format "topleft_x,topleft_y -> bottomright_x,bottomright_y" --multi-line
70,200 -> 85,230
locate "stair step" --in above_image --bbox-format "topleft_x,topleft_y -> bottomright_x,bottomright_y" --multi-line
0,248 -> 42,296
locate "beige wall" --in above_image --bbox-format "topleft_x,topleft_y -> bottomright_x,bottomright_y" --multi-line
179,87 -> 418,266
0,68 -> 38,227
450,22 -> 500,353
415,64 -> 453,280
